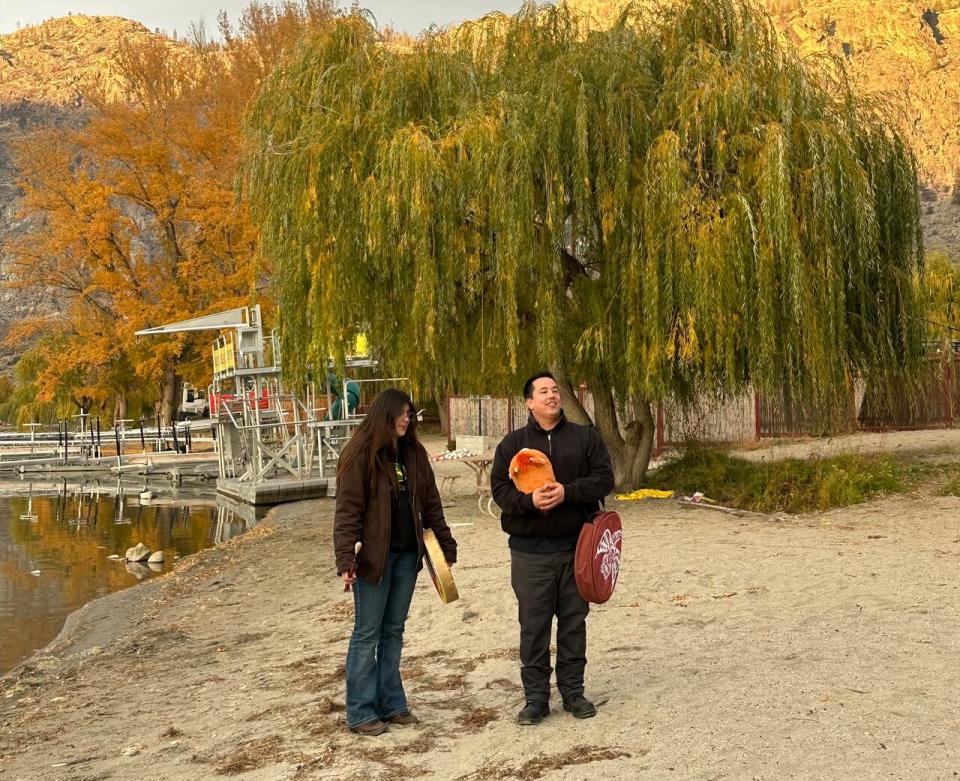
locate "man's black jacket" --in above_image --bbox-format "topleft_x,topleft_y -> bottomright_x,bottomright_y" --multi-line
491,411 -> 614,541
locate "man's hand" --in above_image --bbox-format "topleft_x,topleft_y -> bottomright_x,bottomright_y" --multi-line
532,482 -> 565,511
342,570 -> 356,591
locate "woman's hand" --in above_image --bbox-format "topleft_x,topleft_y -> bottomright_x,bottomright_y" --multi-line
342,541 -> 362,591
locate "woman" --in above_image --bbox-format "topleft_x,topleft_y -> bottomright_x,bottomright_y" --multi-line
333,388 -> 458,736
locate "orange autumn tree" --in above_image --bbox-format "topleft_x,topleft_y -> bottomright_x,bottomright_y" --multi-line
8,1 -> 337,424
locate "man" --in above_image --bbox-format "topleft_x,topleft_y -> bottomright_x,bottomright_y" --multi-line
491,372 -> 615,725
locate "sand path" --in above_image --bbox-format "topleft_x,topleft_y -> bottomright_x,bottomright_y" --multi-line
2,446 -> 960,779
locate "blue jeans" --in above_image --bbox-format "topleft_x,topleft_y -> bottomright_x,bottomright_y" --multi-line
345,550 -> 419,727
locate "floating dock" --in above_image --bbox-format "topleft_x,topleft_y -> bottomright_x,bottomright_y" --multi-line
216,476 -> 332,505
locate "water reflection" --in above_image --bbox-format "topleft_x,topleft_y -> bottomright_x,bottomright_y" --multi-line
0,481 -> 269,675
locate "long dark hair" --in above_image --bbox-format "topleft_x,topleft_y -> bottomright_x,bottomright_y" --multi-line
336,388 -> 421,485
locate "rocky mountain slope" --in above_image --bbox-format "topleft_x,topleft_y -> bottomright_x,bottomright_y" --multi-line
0,15 -> 182,104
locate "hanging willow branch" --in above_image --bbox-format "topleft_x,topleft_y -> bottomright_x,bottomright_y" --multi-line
243,0 -> 924,418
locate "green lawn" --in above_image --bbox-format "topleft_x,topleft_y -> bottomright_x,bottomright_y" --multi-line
644,446 -> 942,514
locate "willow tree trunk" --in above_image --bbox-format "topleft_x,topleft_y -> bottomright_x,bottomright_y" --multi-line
551,365 -> 656,491
433,385 -> 453,448
590,387 -> 655,491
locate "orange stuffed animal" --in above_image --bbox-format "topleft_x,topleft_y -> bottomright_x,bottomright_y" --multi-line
509,448 -> 556,494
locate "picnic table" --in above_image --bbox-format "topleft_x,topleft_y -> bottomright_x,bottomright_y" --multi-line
459,452 -> 495,494
432,451 -> 498,517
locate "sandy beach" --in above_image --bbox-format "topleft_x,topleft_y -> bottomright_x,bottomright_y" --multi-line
2,431 -> 960,780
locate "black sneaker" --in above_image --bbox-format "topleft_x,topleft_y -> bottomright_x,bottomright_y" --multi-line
516,701 -> 550,725
562,695 -> 597,719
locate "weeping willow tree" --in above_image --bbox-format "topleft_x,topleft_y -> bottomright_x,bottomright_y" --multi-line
244,0 -> 924,488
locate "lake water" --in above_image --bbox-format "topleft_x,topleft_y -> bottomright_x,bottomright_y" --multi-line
0,483 -> 266,675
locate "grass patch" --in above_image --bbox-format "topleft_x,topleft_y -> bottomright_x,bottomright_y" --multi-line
935,465 -> 960,496
646,446 -> 934,513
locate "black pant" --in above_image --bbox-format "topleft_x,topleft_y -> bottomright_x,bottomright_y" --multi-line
510,549 -> 590,704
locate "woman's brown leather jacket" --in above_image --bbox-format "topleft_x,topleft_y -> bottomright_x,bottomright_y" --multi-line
333,440 -> 457,584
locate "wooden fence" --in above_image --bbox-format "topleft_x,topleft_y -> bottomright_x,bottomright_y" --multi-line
447,361 -> 960,455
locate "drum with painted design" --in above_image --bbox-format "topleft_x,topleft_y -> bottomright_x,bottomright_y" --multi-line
574,510 -> 622,604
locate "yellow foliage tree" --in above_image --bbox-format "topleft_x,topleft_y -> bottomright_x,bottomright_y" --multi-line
7,1 -> 336,424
